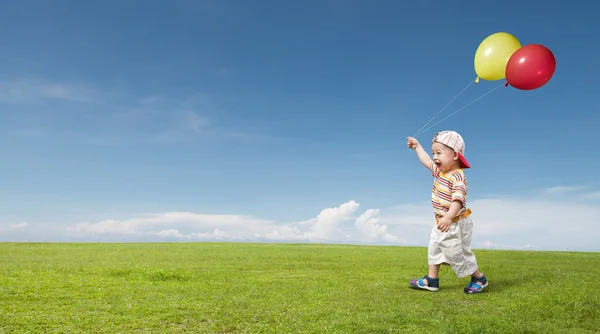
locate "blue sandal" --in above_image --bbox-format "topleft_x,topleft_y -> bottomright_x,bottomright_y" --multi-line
464,274 -> 488,294
409,275 -> 439,292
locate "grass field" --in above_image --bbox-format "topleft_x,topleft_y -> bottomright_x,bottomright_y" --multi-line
0,243 -> 598,333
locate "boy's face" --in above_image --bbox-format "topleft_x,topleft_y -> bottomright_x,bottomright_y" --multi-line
431,142 -> 460,173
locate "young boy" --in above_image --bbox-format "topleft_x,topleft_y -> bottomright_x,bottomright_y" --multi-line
406,130 -> 488,294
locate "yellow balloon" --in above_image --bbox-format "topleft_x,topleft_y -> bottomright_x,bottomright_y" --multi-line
474,32 -> 521,82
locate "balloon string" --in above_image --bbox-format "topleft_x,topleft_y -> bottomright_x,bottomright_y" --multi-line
412,78 -> 475,137
413,82 -> 505,138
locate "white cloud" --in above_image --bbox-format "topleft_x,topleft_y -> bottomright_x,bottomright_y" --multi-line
541,186 -> 599,204
0,222 -> 28,231
0,78 -> 106,104
355,209 -> 401,243
218,68 -> 236,76
3,186 -> 600,251
135,92 -> 215,111
306,200 -> 359,241
378,188 -> 600,251
123,109 -> 211,144
62,201 -> 403,245
9,222 -> 28,230
0,77 -> 257,145
581,191 -> 600,200
65,212 -> 272,237
148,228 -> 227,240
0,222 -> 29,239
543,186 -> 589,195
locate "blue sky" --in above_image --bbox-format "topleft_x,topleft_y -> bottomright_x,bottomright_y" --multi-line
1,0 -> 599,251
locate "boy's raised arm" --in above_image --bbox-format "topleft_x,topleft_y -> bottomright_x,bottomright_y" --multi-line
407,137 -> 433,169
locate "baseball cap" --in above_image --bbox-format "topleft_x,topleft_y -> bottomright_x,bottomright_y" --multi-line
432,130 -> 471,169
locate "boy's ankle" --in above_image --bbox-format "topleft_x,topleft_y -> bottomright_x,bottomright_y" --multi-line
425,276 -> 439,287
471,274 -> 487,283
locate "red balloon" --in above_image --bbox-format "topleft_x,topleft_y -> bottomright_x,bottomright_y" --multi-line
505,44 -> 556,90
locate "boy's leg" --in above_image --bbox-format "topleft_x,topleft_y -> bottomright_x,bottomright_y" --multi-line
458,217 -> 479,277
436,226 -> 467,277
410,264 -> 440,291
421,217 -> 488,293
471,270 -> 484,279
437,216 -> 479,278
409,225 -> 442,291
458,217 -> 488,293
465,270 -> 488,294
414,264 -> 441,285
427,264 -> 440,281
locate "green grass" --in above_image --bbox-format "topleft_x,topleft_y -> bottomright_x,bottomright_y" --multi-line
0,243 -> 598,333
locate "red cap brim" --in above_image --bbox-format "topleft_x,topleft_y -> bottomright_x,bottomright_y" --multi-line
459,153 -> 470,169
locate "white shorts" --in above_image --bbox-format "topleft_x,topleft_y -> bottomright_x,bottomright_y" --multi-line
428,216 -> 478,278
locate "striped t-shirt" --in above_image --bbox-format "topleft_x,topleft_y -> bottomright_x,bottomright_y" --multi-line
429,161 -> 468,217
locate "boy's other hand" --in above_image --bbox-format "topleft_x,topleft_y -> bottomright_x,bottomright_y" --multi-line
437,216 -> 452,232
407,137 -> 420,149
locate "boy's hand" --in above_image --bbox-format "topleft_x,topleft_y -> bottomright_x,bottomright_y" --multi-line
407,137 -> 420,150
407,136 -> 433,168
436,213 -> 452,232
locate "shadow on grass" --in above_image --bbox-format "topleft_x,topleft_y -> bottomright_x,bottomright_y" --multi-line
485,277 -> 524,293
427,274 -> 526,294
